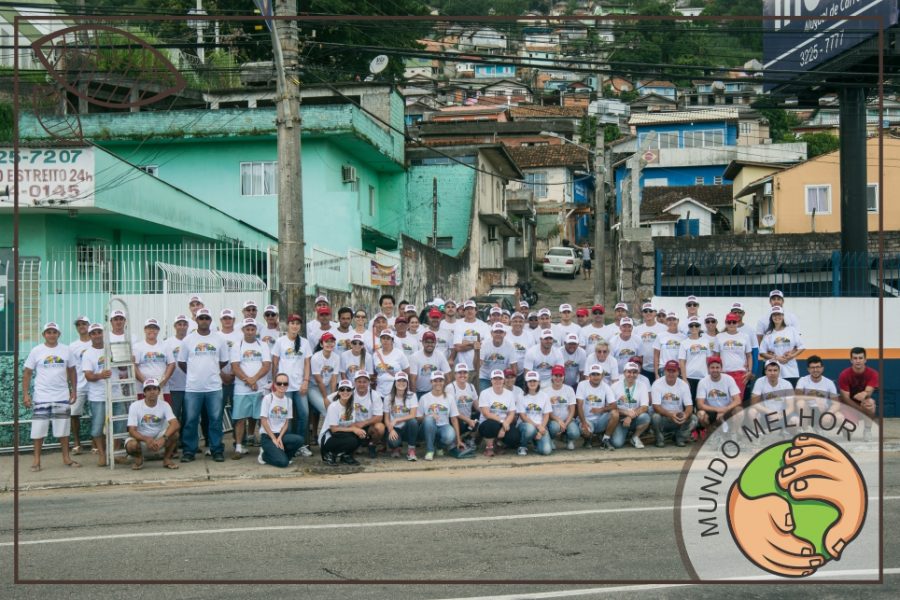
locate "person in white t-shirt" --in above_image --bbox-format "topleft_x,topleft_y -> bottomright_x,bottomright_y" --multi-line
23,322 -> 79,471
505,312 -> 533,385
653,313 -> 684,377
341,333 -> 374,382
384,372 -> 420,460
477,370 -> 521,457
523,329 -> 564,387
559,334 -> 586,388
133,318 -> 176,403
634,303 -> 665,384
716,312 -> 754,398
575,364 -> 618,450
755,289 -> 800,344
308,331 -> 341,426
307,305 -> 337,351
678,316 -> 719,400
478,323 -> 517,390
516,371 -> 553,456
68,316 -> 92,455
795,354 -> 839,415
448,364 -> 479,446
695,356 -> 742,433
230,318 -> 272,458
372,330 -> 411,396
583,341 -> 619,386
609,318 -> 641,372
553,304 -> 581,347
545,366 -> 579,450
453,301 -> 491,381
258,374 -> 304,467
318,378 -> 365,466
418,371 -> 468,460
610,362 -> 651,449
750,360 -> 797,423
759,306 -> 805,387
650,361 -> 696,447
125,379 -> 180,470
164,315 -> 190,449
270,313 -> 313,456
82,323 -> 113,466
409,331 -> 451,397
579,303 -> 609,351
393,316 -> 421,360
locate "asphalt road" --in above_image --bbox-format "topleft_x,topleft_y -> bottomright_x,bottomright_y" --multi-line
2,456 -> 898,599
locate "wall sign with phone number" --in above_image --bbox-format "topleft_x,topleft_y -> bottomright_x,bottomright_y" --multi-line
0,148 -> 95,206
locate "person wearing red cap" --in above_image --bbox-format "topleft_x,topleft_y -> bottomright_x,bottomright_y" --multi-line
716,313 -> 754,398
546,365 -> 579,450
308,306 -> 336,351
695,356 -> 741,434
409,331 -> 451,398
575,307 -> 590,328
503,368 -> 524,404
650,361 -> 696,447
423,307 -> 454,360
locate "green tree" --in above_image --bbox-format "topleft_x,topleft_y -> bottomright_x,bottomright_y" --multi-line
702,0 -> 763,53
799,132 -> 840,158
579,116 -> 621,147
757,104 -> 802,141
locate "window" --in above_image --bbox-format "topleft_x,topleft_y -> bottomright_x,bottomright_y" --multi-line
368,185 -> 376,216
487,225 -> 498,241
683,129 -> 725,148
644,178 -> 668,187
867,183 -> 879,213
426,236 -> 454,249
524,172 -> 548,198
805,184 -> 831,215
240,161 -> 277,196
138,165 -> 158,176
739,122 -> 752,135
640,131 -> 678,149
714,176 -> 723,185
695,176 -> 705,185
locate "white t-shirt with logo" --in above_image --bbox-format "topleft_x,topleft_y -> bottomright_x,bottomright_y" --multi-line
517,391 -> 552,426
394,334 -> 421,360
634,323 -> 666,371
545,384 -> 577,421
133,340 -> 175,393
582,354 -> 620,385
352,389 -> 384,422
752,377 -> 794,411
759,327 -> 805,378
82,346 -> 114,403
505,329 -> 533,374
579,323 -> 609,350
271,335 -> 312,393
654,331 -> 685,369
453,319 -> 491,370
651,378 -> 693,413
575,380 -> 616,418
610,379 -> 651,411
384,392 -> 420,427
418,392 -> 460,427
449,381 -> 478,419
230,339 -> 272,395
424,327 -> 455,359
332,328 -> 356,354
177,331 -> 229,393
259,392 -> 293,434
553,322 -> 581,347
696,374 -> 740,408
560,346 -> 586,388
217,330 -> 243,376
523,345 -> 564,385
340,350 -> 374,382
716,331 -> 753,372
409,350 -> 451,393
260,326 -> 282,352
25,343 -> 76,404
310,350 -> 341,388
795,375 -> 838,410
609,334 -> 641,372
372,347 -> 410,396
477,387 -> 517,423
127,399 -> 175,439
678,336 -> 720,379
319,399 -> 355,444
478,340 -> 517,380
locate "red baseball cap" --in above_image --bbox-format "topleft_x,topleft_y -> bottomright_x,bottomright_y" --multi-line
707,356 -> 722,366
320,332 -> 335,343
422,331 -> 436,341
725,312 -> 741,323
317,306 -> 331,316
551,365 -> 565,376
287,313 -> 303,323
503,368 -> 516,378
428,308 -> 442,318
591,304 -> 605,314
575,308 -> 589,317
664,360 -> 680,371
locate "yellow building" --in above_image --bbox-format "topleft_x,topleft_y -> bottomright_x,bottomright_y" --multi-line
734,136 -> 900,234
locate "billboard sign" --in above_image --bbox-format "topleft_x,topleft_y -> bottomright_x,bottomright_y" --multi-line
0,147 -> 95,207
763,0 -> 899,88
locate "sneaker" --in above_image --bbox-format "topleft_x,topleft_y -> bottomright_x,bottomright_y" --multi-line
566,440 -> 576,451
483,446 -> 495,457
600,437 -> 615,451
368,445 -> 377,459
582,438 -> 593,449
436,448 -> 445,457
340,453 -> 360,466
675,438 -> 686,447
212,452 -> 225,462
654,433 -> 666,448
297,445 -> 313,458
231,451 -> 243,460
180,454 -> 195,463
631,435 -> 645,449
407,448 -> 417,461
322,452 -> 337,466
424,451 -> 434,461
517,447 -> 527,456
204,448 -> 212,456
391,448 -> 401,459
257,449 -> 265,465
234,444 -> 248,455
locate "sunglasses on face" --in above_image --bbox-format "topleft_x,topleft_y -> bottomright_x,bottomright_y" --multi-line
264,312 -> 276,317
197,316 -> 212,321
355,314 -> 367,318
642,309 -> 654,313
686,303 -> 699,307
338,387 -> 352,392
725,320 -> 738,324
705,320 -> 716,324
274,381 -> 289,387
689,323 -> 701,328
351,341 -> 363,346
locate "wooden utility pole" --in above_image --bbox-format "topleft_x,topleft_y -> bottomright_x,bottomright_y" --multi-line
593,120 -> 605,306
432,177 -> 438,248
273,0 -> 305,320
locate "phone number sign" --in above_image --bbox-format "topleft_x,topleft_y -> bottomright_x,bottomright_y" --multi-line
0,148 -> 95,206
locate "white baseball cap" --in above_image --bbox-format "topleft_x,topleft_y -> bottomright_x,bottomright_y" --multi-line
490,369 -> 505,379
142,378 -> 160,390
338,379 -> 352,389
351,333 -> 364,343
537,308 -> 551,317
614,302 -> 629,312
685,295 -> 699,304
489,307 -> 502,315
241,318 -> 258,328
588,364 -> 604,375
619,317 -> 634,326
394,372 -> 409,382
220,309 -> 235,319
110,310 -> 126,320
730,302 -> 745,311
431,297 -> 445,307
565,333 -> 579,344
143,318 -> 160,329
540,329 -> 555,339
189,295 -> 204,304
173,314 -> 189,325
641,303 -> 655,312
88,323 -> 104,333
623,362 -> 640,372
354,370 -> 371,380
315,294 -> 329,304
769,289 -> 785,298
491,322 -> 506,332
511,312 -> 525,320
405,305 -> 418,313
430,371 -> 446,381
74,315 -> 90,324
462,300 -> 476,309
770,306 -> 784,314
243,300 -> 258,309
454,363 -> 469,372
525,370 -> 540,382
379,329 -> 395,340
264,304 -> 279,314
559,303 -> 573,313
196,308 -> 212,317
42,321 -> 60,333
519,300 -> 529,309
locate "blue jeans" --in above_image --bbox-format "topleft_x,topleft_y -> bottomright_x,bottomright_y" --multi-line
651,413 -> 698,445
548,419 -> 580,442
306,386 -> 328,417
478,378 -> 492,393
611,412 -> 651,448
260,432 -> 303,468
421,416 -> 455,452
582,413 -> 613,436
387,420 -> 419,448
184,390 -> 224,456
288,390 -> 310,444
518,422 -> 552,455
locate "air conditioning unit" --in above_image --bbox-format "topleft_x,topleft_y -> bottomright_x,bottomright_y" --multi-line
341,165 -> 357,184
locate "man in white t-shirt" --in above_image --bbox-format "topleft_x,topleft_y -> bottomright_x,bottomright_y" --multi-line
230,318 -> 272,458
453,301 -> 491,381
165,315 -> 190,450
108,309 -> 128,343
176,308 -> 230,463
695,356 -> 741,433
610,362 -> 651,449
575,364 -> 618,450
409,331 -> 450,397
125,379 -> 180,470
524,329 -> 564,387
133,318 -> 176,403
478,323 -> 517,390
560,333 -> 586,388
351,369 -> 385,458
82,323 -> 115,467
553,304 -> 581,347
260,305 -> 282,352
23,322 -> 79,471
650,360 -> 696,447
634,303 -> 665,384
609,318 -> 641,372
68,316 -> 92,455
795,354 -> 839,415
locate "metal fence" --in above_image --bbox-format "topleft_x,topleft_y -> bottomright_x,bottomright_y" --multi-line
656,250 -> 900,298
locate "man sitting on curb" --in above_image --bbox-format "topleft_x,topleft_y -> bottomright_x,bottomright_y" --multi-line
650,361 -> 697,447
125,379 -> 180,470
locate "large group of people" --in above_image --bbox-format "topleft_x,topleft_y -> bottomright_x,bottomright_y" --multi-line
22,289 -> 880,471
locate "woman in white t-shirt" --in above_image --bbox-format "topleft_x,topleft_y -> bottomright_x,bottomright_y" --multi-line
448,365 -> 479,446
258,374 -> 304,468
309,333 -> 340,415
516,371 -> 553,456
270,314 -> 313,453
477,370 -> 520,457
678,317 -> 720,400
340,333 -> 374,382
384,372 -> 419,461
759,307 -> 805,387
319,379 -> 365,466
418,371 -> 467,461
372,331 -> 410,396
545,367 -> 579,450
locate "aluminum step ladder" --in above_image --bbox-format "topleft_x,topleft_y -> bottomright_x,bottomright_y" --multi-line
104,298 -> 137,470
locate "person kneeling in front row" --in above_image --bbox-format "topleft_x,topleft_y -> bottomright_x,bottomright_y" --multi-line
257,374 -> 304,467
650,361 -> 697,447
125,379 -> 180,470
318,378 -> 365,466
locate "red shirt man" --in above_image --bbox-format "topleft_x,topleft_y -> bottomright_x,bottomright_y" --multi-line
838,347 -> 878,425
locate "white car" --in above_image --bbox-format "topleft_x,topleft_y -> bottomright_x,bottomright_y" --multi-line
542,246 -> 582,278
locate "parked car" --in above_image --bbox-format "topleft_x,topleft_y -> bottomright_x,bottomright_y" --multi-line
542,246 -> 582,278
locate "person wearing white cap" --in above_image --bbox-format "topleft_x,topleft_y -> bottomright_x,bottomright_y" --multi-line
260,305 -> 282,352
241,299 -> 259,320
176,308 -> 230,463
680,296 -> 701,335
651,361 -> 696,447
348,368 -> 385,460
133,318 -> 176,405
516,371 -> 553,456
125,379 -> 180,470
317,376 -> 366,466
560,333 -> 586,388
366,313 -> 389,354
477,370 -> 521,457
82,323 -> 115,466
609,318 -> 641,373
340,333 -> 374,382
612,303 -> 630,326
536,308 -> 553,339
523,329 -> 564,388
759,306 -> 805,387
23,322 -> 80,471
418,371 -> 469,461
448,364 -> 479,447
553,304 -> 580,348
583,341 -> 619,386
505,313 -> 533,385
452,301 -> 490,381
575,364 -> 617,450
384,372 -> 420,460
546,365 -> 579,450
486,306 -> 504,329
372,330 -> 411,398
696,357 -> 741,435
634,304 -> 665,384
653,313 -> 685,378
164,315 -> 191,448
438,299 -> 459,342
477,323 -> 517,391
229,318 -> 272,458
393,316 -> 421,360
610,362 -> 651,449
656,308 -> 668,327
108,309 -> 128,343
755,290 -> 800,344
68,316 -> 92,455
678,316 -> 720,400
409,331 -> 451,398
308,332 -> 341,444
750,360 -> 796,422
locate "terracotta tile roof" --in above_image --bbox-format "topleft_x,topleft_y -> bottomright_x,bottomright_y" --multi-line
509,105 -> 586,119
640,184 -> 733,221
505,143 -> 589,169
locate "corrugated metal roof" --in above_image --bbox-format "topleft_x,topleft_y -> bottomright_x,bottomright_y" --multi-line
629,108 -> 744,126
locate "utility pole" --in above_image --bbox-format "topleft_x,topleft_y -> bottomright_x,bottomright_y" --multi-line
592,118 -> 605,306
273,0 -> 305,321
432,177 -> 438,248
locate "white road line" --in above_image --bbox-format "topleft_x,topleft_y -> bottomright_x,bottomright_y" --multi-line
433,569 -> 900,600
2,495 -> 896,548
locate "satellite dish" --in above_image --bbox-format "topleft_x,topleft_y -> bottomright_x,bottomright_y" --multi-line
369,55 -> 389,75
761,214 -> 776,228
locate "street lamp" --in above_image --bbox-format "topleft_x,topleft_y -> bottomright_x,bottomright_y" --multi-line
540,130 -> 606,307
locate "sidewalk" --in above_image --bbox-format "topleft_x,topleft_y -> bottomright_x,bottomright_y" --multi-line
3,419 -> 898,492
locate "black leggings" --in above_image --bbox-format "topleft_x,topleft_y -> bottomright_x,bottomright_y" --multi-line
322,431 -> 362,456
478,420 -> 521,448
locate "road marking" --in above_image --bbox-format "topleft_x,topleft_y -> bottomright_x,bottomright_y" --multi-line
433,569 -> 900,600
2,495 -> 897,548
